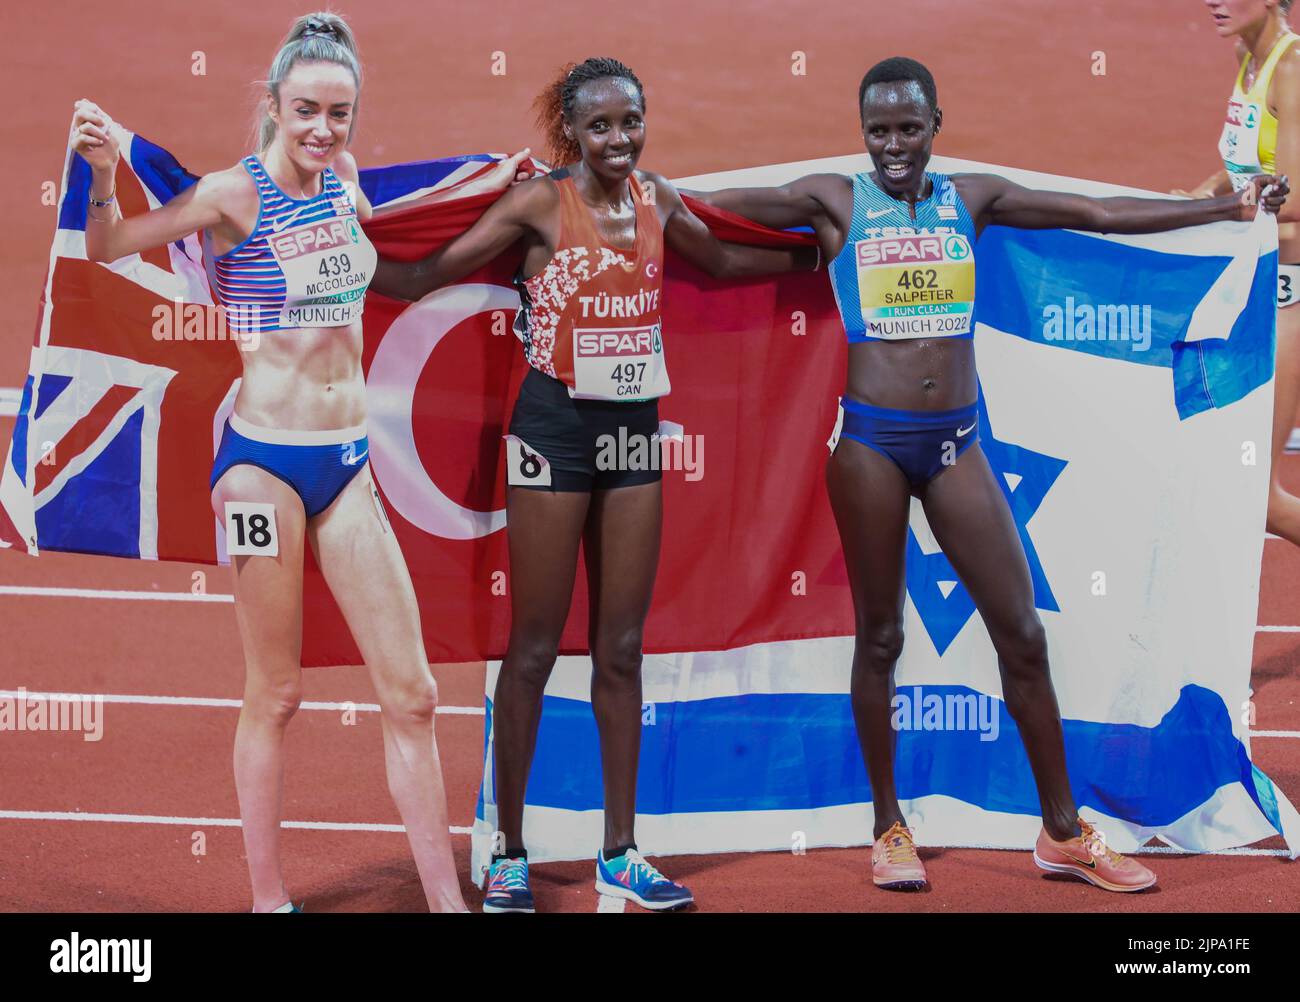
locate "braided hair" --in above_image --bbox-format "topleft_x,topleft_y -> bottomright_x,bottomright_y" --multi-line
533,57 -> 645,166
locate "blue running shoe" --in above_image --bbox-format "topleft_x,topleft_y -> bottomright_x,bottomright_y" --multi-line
482,857 -> 535,914
595,849 -> 693,911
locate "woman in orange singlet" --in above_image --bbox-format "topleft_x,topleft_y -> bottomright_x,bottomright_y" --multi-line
372,57 -> 815,912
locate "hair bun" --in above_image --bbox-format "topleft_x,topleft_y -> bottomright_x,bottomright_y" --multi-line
300,16 -> 338,40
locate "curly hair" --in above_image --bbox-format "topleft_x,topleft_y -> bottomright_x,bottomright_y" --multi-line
533,57 -> 644,166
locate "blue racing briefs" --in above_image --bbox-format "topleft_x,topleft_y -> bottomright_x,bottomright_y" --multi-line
210,414 -> 369,518
835,397 -> 979,488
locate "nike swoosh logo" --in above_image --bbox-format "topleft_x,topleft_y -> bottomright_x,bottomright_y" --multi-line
343,448 -> 368,466
955,422 -> 976,438
1060,850 -> 1097,869
866,208 -> 893,219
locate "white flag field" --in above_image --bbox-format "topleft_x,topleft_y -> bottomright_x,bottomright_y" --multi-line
473,153 -> 1299,877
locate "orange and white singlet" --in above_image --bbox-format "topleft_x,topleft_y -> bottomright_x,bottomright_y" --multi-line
514,167 -> 669,401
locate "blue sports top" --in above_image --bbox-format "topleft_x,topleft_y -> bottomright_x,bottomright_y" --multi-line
213,155 -> 376,335
827,170 -> 977,343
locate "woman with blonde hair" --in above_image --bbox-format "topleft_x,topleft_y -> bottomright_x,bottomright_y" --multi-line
72,11 -> 520,913
1177,0 -> 1300,541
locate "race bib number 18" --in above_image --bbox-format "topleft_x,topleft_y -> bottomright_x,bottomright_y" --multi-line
225,501 -> 279,557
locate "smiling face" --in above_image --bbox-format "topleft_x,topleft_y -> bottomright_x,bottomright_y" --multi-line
565,77 -> 646,183
1204,0 -> 1275,36
266,60 -> 357,174
860,79 -> 941,197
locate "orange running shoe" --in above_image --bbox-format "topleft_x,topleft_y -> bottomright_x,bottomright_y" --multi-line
871,821 -> 928,890
1033,818 -> 1156,892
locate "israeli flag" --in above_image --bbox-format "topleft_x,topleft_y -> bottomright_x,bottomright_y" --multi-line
472,154 -> 1298,876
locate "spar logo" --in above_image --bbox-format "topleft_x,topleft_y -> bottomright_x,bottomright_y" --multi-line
856,233 -> 971,266
270,219 -> 358,260
575,325 -> 659,358
1226,100 -> 1244,127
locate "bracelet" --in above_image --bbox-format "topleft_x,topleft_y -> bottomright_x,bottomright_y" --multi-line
89,187 -> 116,209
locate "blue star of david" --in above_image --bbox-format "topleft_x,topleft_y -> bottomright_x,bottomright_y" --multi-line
905,389 -> 1066,655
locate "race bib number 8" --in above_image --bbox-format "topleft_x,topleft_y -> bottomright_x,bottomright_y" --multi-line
855,233 -> 975,340
572,324 -> 671,400
504,435 -> 552,487
225,501 -> 279,557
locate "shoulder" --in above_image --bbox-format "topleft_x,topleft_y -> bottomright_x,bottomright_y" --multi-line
634,168 -> 678,200
332,150 -> 360,180
1274,37 -> 1300,82
792,172 -> 852,197
190,162 -> 257,211
495,171 -> 563,219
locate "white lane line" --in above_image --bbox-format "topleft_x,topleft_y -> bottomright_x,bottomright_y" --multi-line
0,585 -> 234,603
15,582 -> 1300,637
0,689 -> 484,716
596,895 -> 627,913
959,841 -> 1292,858
1,810 -> 1289,859
0,387 -> 19,418
0,809 -> 473,835
1250,730 -> 1300,738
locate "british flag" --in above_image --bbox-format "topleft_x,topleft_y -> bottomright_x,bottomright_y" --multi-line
0,124 -> 499,560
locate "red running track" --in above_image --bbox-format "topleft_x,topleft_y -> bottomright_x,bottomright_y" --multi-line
1,0 -> 1298,911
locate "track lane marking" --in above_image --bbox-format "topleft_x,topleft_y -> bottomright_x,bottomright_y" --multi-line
0,810 -> 1290,857
0,809 -> 472,834
0,689 -> 484,716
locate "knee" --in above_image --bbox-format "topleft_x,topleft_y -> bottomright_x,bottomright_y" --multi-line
504,636 -> 560,689
244,673 -> 302,727
995,615 -> 1050,680
592,628 -> 644,683
381,670 -> 439,727
856,619 -> 904,674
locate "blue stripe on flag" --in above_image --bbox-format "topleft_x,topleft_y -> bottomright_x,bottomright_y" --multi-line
11,375 -> 34,486
33,374 -> 71,421
485,683 -> 1275,832
35,408 -> 143,558
1171,249 -> 1277,419
975,227 -> 1275,419
359,155 -> 496,207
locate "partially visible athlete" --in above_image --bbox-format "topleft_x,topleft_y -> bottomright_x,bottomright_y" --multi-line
372,57 -> 816,912
71,12 -> 519,913
689,57 -> 1287,894
1175,0 -> 1300,542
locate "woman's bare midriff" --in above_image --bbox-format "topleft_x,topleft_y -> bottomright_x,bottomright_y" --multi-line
230,321 -> 367,430
845,338 -> 979,411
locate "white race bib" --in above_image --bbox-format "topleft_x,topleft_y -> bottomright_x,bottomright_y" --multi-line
224,501 -> 279,557
1221,98 -> 1264,192
267,214 -> 373,330
504,435 -> 552,487
571,323 -> 671,401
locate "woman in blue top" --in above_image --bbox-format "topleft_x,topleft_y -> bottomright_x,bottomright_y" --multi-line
70,12 -> 524,913
691,56 -> 1287,894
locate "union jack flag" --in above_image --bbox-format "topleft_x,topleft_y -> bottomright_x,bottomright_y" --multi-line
0,123 -> 500,560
